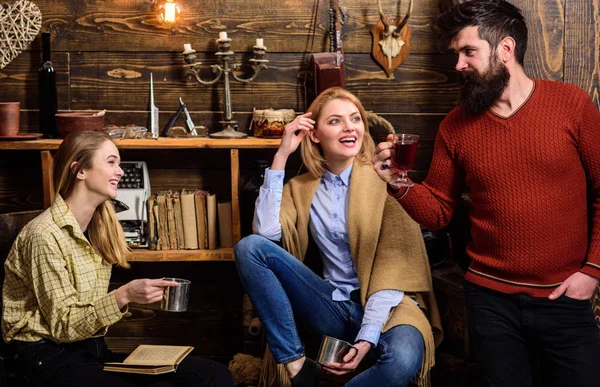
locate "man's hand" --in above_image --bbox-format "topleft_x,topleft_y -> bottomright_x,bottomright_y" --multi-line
323,340 -> 371,376
548,272 -> 599,301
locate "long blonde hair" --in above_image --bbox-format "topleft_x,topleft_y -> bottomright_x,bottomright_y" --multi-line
53,131 -> 131,268
300,87 -> 375,178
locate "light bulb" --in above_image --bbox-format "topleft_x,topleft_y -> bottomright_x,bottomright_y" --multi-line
158,0 -> 181,24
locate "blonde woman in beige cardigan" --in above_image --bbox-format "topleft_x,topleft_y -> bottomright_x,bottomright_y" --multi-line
235,87 -> 442,387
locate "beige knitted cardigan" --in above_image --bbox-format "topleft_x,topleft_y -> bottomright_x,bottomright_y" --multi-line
260,160 -> 443,387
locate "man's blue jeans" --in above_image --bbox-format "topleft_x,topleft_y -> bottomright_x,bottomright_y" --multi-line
235,235 -> 424,387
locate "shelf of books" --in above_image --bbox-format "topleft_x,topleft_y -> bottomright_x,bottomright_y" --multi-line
129,248 -> 234,262
2,137 -> 279,261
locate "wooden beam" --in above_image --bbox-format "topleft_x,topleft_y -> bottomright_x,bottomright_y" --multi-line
40,151 -> 54,208
0,138 -> 281,150
230,149 -> 241,244
128,248 -> 234,262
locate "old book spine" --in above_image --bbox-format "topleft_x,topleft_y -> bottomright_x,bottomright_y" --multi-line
194,190 -> 208,249
206,193 -> 218,250
180,189 -> 199,249
147,194 -> 157,250
165,190 -> 177,250
172,191 -> 185,250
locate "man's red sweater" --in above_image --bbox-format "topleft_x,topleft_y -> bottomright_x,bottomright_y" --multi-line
397,80 -> 600,297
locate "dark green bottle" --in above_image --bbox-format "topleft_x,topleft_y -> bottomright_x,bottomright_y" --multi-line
38,32 -> 58,138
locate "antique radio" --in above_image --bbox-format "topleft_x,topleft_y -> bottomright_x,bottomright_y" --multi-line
115,161 -> 151,246
309,52 -> 345,98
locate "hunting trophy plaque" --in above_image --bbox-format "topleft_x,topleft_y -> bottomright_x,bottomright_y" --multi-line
371,0 -> 413,78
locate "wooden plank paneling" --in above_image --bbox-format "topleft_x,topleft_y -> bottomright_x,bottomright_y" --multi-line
5,109 -> 446,140
564,0 -> 600,107
514,0 -> 564,81
66,52 -> 458,113
0,2 -> 598,383
0,152 -> 43,213
35,0 -> 445,54
0,168 -> 43,213
0,52 -> 70,109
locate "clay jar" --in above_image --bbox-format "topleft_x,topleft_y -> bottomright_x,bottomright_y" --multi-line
0,102 -> 20,137
252,108 -> 295,138
55,111 -> 105,138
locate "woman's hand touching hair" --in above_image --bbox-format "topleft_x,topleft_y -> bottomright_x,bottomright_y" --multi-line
271,112 -> 315,170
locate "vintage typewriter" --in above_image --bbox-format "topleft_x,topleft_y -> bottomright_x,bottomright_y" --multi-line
114,161 -> 151,247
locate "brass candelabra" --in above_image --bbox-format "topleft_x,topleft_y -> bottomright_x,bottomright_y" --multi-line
182,33 -> 268,138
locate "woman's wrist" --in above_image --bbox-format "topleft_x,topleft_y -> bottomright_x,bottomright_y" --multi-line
114,285 -> 129,309
271,151 -> 289,170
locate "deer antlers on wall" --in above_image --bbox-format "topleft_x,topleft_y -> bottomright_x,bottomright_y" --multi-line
371,0 -> 413,78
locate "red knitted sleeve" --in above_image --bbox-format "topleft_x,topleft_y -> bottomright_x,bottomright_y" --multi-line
576,94 -> 600,279
396,113 -> 465,231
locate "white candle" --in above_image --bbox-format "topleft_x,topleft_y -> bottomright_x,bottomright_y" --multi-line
183,43 -> 192,53
219,31 -> 228,40
256,38 -> 264,47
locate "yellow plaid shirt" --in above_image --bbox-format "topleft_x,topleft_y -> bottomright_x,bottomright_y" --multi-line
2,195 -> 125,343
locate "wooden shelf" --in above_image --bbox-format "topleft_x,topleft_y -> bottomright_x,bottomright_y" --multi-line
0,137 -> 281,150
128,248 -> 234,262
2,136 -> 277,250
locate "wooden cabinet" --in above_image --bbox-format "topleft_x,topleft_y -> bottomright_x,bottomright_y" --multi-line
0,137 -> 280,262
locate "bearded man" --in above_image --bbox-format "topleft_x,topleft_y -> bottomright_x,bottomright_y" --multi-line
373,1 -> 600,386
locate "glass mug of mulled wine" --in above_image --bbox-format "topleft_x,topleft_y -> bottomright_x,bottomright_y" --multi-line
390,133 -> 419,188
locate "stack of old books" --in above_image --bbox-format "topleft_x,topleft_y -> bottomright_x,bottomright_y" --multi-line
146,189 -> 233,250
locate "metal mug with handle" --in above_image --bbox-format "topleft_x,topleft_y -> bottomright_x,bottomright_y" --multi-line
161,277 -> 191,312
316,335 -> 358,366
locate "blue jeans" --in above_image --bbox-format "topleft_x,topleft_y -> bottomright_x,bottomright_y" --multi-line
235,235 -> 424,387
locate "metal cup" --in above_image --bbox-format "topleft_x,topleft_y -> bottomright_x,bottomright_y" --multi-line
161,277 -> 191,312
316,335 -> 358,365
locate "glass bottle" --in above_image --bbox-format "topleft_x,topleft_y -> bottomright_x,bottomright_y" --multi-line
240,160 -> 269,237
38,32 -> 58,138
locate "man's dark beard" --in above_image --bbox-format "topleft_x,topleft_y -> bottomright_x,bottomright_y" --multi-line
459,59 -> 510,116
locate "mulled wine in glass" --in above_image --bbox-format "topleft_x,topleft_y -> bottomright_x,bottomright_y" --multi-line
391,133 -> 419,188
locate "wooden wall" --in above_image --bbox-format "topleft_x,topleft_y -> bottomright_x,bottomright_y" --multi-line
0,0 -> 599,376
1,0 -> 599,213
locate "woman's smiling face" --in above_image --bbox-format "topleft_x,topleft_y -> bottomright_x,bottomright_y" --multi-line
309,98 -> 365,171
80,140 -> 123,201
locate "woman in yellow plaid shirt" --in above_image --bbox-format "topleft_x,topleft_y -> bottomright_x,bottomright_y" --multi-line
2,131 -> 234,386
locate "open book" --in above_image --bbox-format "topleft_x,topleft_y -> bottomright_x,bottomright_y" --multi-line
104,345 -> 193,375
